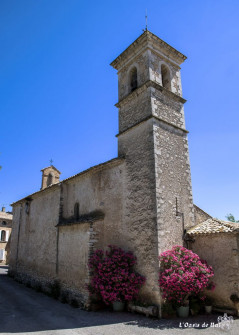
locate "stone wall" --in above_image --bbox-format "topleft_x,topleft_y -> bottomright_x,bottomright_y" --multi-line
9,187 -> 61,278
152,88 -> 185,129
154,119 -> 194,256
194,205 -> 212,225
117,105 -> 194,305
148,49 -> 182,97
57,224 -> 91,299
118,87 -> 151,133
118,118 -> 161,305
190,233 -> 239,308
117,51 -> 148,100
9,159 -> 125,307
60,160 -> 125,249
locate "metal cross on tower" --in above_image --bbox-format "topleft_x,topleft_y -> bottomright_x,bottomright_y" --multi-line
145,9 -> 148,31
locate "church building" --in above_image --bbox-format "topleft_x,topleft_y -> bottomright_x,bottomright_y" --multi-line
9,30 -> 239,314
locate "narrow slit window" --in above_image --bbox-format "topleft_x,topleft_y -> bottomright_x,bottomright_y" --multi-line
130,67 -> 138,92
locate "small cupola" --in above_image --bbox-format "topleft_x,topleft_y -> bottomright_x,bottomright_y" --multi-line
40,165 -> 61,190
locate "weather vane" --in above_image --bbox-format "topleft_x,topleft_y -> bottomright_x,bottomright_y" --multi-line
50,159 -> 53,165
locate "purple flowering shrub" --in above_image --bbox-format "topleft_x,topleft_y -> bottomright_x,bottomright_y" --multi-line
159,246 -> 214,306
88,245 -> 145,304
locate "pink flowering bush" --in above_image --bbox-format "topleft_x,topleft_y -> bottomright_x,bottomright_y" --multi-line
159,246 -> 214,306
88,245 -> 145,305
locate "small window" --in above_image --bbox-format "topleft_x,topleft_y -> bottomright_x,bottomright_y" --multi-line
161,64 -> 171,91
74,202 -> 79,220
130,67 -> 138,92
25,202 -> 30,215
1,230 -> 6,242
47,173 -> 53,187
2,221 -> 7,226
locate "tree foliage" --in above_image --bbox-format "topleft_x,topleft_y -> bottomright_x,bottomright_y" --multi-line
226,214 -> 239,223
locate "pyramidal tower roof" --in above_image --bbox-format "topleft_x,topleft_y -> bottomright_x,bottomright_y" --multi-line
110,30 -> 187,70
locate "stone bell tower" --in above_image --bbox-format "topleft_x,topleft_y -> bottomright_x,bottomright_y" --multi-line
41,165 -> 61,190
111,30 -> 194,305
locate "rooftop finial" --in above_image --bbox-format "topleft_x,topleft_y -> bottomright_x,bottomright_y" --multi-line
145,8 -> 148,31
50,159 -> 53,166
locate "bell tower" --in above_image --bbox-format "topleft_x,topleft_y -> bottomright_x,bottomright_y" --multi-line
41,165 -> 61,190
111,30 -> 194,305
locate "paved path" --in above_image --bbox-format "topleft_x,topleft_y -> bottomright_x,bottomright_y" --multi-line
0,266 -> 238,335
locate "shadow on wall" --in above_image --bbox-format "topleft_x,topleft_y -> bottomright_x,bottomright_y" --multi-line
0,266 -> 226,334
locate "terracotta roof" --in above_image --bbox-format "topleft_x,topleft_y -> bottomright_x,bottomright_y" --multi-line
0,211 -> 13,220
187,218 -> 239,236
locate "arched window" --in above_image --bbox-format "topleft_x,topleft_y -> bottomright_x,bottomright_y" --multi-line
74,202 -> 79,220
47,173 -> 54,187
161,64 -> 171,91
129,67 -> 138,92
1,230 -> 6,241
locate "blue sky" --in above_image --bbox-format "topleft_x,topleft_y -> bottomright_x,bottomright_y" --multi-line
0,0 -> 239,220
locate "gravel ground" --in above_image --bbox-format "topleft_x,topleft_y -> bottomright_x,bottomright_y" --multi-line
0,265 -> 238,335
